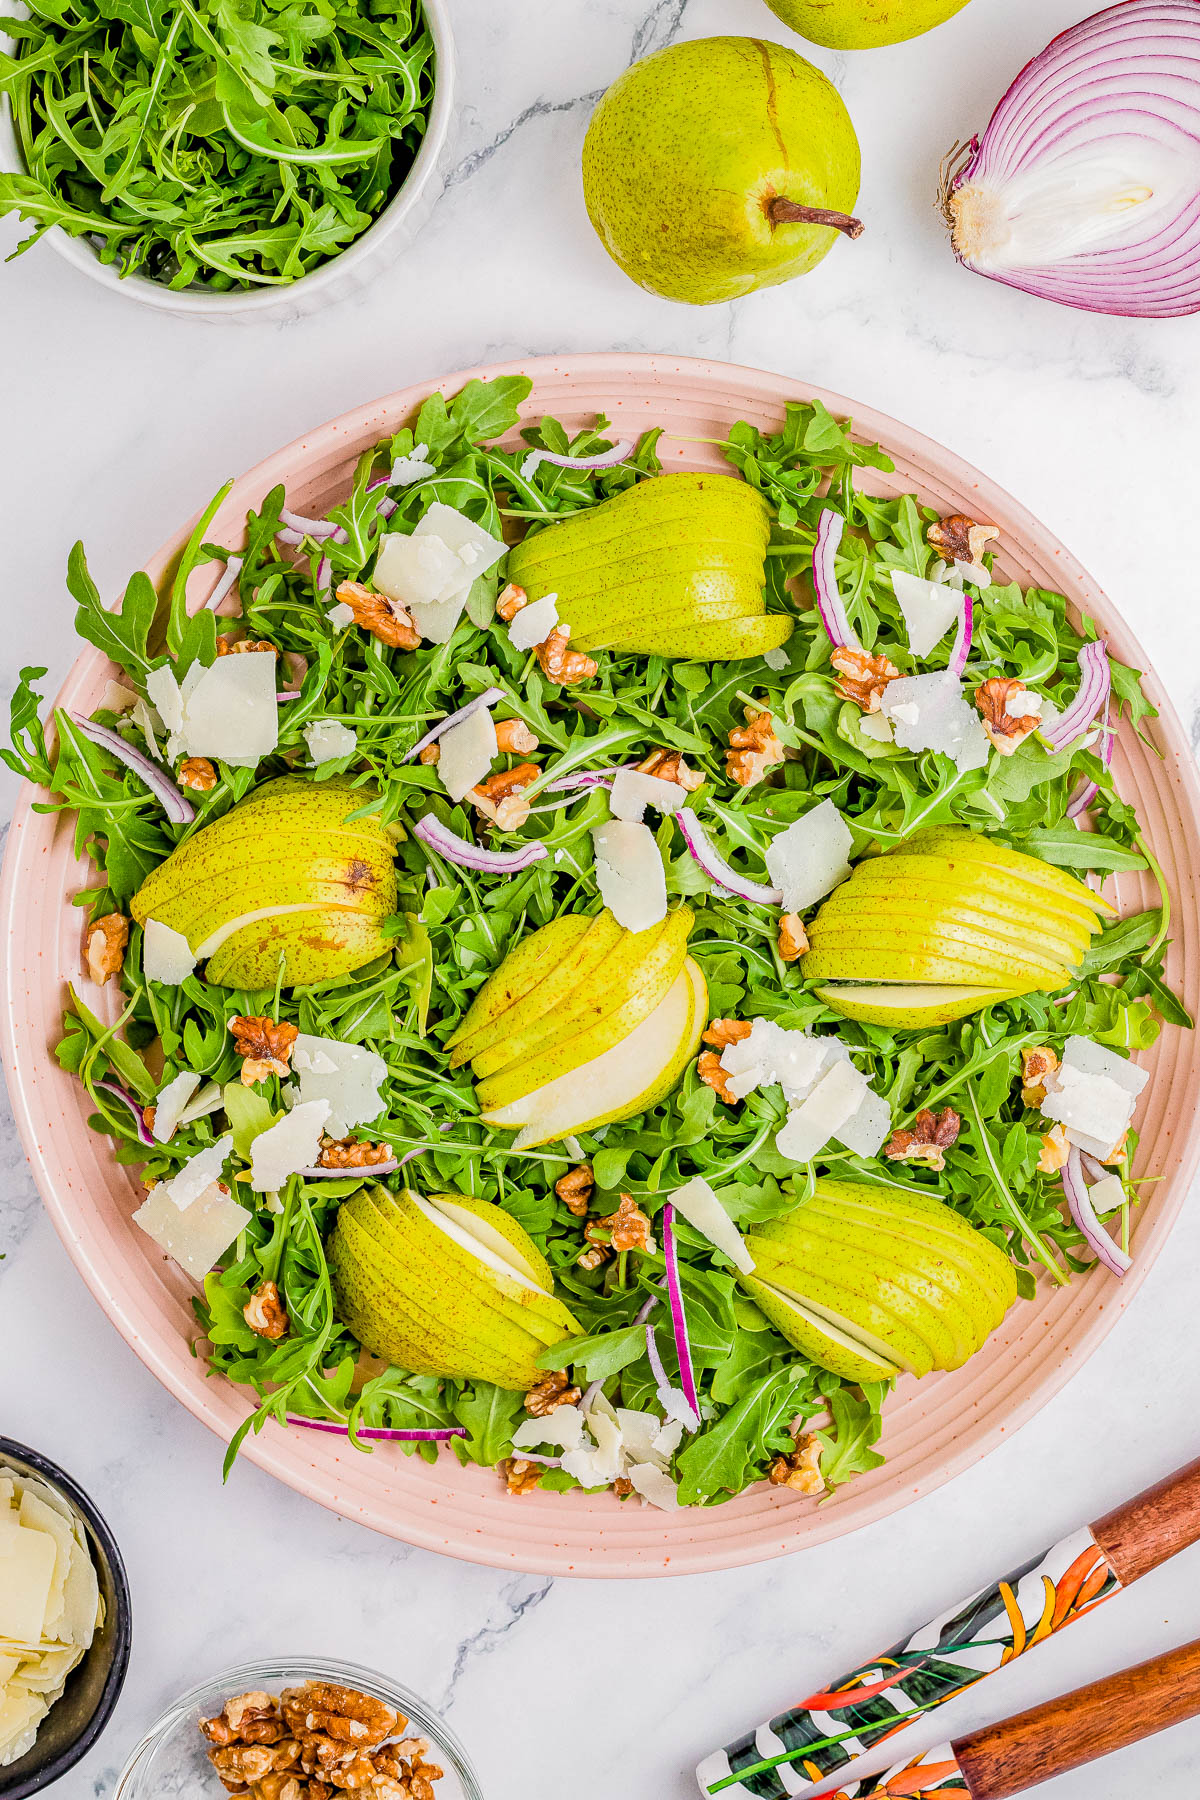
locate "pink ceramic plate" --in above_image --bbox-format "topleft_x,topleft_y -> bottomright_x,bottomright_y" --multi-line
4,354 -> 1199,1577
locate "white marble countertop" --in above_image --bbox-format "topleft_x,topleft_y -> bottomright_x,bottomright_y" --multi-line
3,0 -> 1200,1795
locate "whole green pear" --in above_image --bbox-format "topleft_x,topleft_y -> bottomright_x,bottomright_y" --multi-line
764,0 -> 970,48
582,36 -> 863,305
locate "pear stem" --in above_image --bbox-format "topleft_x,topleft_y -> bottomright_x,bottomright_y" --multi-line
766,196 -> 865,239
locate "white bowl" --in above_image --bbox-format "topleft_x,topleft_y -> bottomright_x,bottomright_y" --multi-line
0,0 -> 454,321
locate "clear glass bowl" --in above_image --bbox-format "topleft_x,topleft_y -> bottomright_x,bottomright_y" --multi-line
114,1656 -> 483,1800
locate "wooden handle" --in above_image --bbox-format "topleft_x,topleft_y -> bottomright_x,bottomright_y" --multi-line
956,1638 -> 1200,1799
1090,1453 -> 1200,1584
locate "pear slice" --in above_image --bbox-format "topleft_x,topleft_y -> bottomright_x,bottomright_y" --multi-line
449,910 -> 625,1068
474,909 -> 691,1102
803,942 -> 1064,991
743,1277 -> 902,1385
894,827 -> 1116,914
481,957 -> 707,1150
748,1241 -> 938,1376
426,1193 -> 556,1290
817,1184 -> 1017,1318
844,859 -> 1104,937
132,826 -> 395,916
815,983 -> 1021,1027
205,906 -> 391,988
813,892 -> 1093,969
446,915 -> 593,1054
508,471 -> 769,559
580,613 -> 794,661
806,920 -> 1075,988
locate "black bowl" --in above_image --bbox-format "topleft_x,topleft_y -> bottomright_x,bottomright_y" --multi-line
0,1440 -> 131,1798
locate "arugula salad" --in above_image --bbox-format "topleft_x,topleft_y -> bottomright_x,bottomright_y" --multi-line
6,374 -> 1187,1511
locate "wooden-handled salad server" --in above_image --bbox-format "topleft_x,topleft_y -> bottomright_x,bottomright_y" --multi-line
698,1453 -> 1200,1798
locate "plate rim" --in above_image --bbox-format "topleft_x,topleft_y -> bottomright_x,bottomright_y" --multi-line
5,349 -> 1200,1577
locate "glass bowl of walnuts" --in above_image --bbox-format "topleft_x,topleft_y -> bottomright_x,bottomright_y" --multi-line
114,1656 -> 483,1799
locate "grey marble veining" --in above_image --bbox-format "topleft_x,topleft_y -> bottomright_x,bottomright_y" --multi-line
3,1 -> 1200,1795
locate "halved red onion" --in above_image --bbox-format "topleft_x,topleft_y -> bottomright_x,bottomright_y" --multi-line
414,814 -> 548,873
943,1 -> 1200,318
1063,1146 -> 1131,1277
95,1078 -> 155,1145
948,592 -> 974,678
1066,698 -> 1116,819
286,1416 -> 467,1442
295,1160 -> 400,1179
521,440 -> 634,480
675,808 -> 782,906
404,688 -> 504,762
812,510 -> 860,652
645,1323 -> 700,1433
72,715 -> 195,825
202,554 -> 243,611
661,1203 -> 702,1425
546,764 -> 637,794
1041,641 -> 1111,751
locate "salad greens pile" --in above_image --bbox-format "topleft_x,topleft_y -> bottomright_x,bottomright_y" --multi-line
6,374 -> 1187,1503
0,0 -> 434,289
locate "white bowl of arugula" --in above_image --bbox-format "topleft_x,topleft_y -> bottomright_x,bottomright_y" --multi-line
0,0 -> 453,317
3,355 -> 1199,1576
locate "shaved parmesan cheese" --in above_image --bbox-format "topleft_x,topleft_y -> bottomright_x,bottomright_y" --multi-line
178,1080 -> 224,1126
718,1018 -> 828,1103
627,1461 -> 681,1511
374,531 -> 464,609
670,1175 -> 754,1274
0,1526 -> 56,1642
327,602 -> 356,630
1060,1036 -> 1149,1097
143,918 -> 197,985
508,593 -> 559,651
1040,1065 -> 1135,1153
391,443 -> 436,485
762,646 -> 790,672
406,590 -> 469,646
133,1178 -> 251,1279
292,1033 -> 387,1137
833,1086 -> 892,1157
1006,690 -> 1043,719
859,711 -> 895,743
511,1408 -> 588,1452
891,569 -> 962,658
437,705 -> 498,803
178,653 -> 278,768
0,1687 -> 48,1767
131,696 -> 163,759
776,1059 -> 868,1164
151,1070 -> 201,1143
100,680 -> 138,715
416,502 -> 506,583
591,820 -> 667,932
609,767 -> 687,823
145,663 -> 183,734
249,1099 -> 330,1190
1088,1173 -> 1126,1217
304,719 -> 358,764
881,671 -> 990,773
955,559 -> 991,588
765,800 -> 854,913
165,1133 -> 233,1211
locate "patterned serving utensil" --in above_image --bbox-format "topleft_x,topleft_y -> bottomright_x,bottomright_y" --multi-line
698,1453 -> 1200,1798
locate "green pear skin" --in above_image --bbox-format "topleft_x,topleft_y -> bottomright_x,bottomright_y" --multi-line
742,1276 -> 901,1384
764,0 -> 971,52
447,914 -> 595,1056
813,982 -> 1022,1027
132,776 -> 396,989
582,37 -> 862,305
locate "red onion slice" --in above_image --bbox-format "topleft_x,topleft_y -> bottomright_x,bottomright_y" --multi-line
948,592 -> 974,678
280,509 -> 340,540
1041,641 -> 1111,750
521,440 -> 634,479
546,764 -> 637,793
72,714 -> 195,825
294,1160 -> 400,1179
661,1203 -> 702,1425
812,510 -> 860,652
95,1078 -> 155,1145
675,808 -> 782,906
202,554 -> 243,612
285,1416 -> 467,1442
645,1323 -> 700,1433
404,688 -> 504,762
944,1 -> 1200,318
414,814 -> 549,873
1063,1145 -> 1131,1277
1066,697 -> 1116,819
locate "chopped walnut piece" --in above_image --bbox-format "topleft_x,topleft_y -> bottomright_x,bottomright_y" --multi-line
418,743 -> 440,766
577,1243 -> 610,1271
525,1370 -> 581,1416
1103,1130 -> 1128,1166
831,646 -> 900,714
637,747 -> 704,791
884,1107 -> 962,1173
778,913 -> 809,962
1021,1045 -> 1060,1108
179,756 -> 218,792
975,678 -> 1040,755
217,637 -> 277,656
230,1014 -> 300,1085
612,1476 -> 634,1498
555,1163 -> 595,1217
141,1105 -> 157,1135
85,912 -> 129,986
726,708 -> 785,786
202,1683 -> 434,1800
244,1280 -> 290,1341
469,761 -> 541,831
223,1694 -> 283,1739
495,583 -> 527,622
316,1135 -> 394,1170
927,512 -> 999,569
209,1742 -> 281,1786
1038,1123 -> 1070,1174
697,1051 -> 738,1104
587,1192 -> 655,1255
702,1017 -> 752,1050
495,717 -> 540,755
535,624 -> 597,686
281,1684 -> 398,1751
768,1431 -> 824,1495
504,1456 -> 543,1495
335,580 -> 421,651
